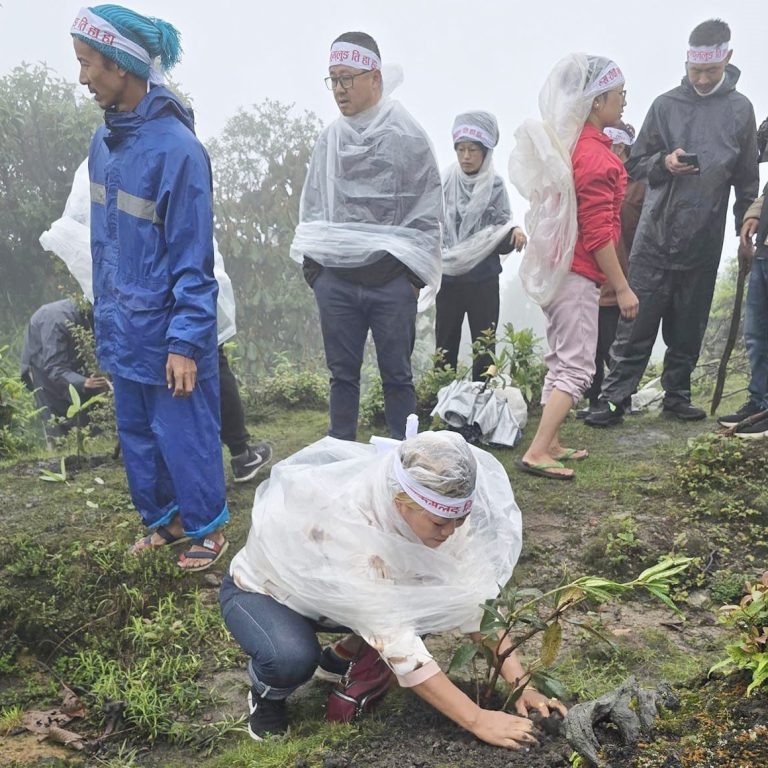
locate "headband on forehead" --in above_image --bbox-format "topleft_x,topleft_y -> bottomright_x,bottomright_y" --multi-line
687,43 -> 731,64
452,124 -> 495,150
393,453 -> 474,520
329,41 -> 381,71
584,61 -> 624,99
603,127 -> 634,146
72,7 -> 164,83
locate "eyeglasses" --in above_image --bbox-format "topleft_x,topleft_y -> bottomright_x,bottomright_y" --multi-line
324,71 -> 371,90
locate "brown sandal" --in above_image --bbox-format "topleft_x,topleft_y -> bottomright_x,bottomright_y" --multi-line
177,537 -> 229,572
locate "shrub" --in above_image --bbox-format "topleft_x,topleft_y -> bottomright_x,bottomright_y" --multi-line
242,353 -> 328,418
0,344 -> 42,458
711,572 -> 768,694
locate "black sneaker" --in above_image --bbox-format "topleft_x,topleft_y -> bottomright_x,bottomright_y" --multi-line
247,689 -> 288,740
314,645 -> 353,683
576,404 -> 599,420
231,442 -> 273,483
584,401 -> 624,428
662,401 -> 706,421
717,400 -> 762,428
734,416 -> 768,440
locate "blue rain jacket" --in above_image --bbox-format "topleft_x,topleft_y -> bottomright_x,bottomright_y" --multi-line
88,86 -> 218,385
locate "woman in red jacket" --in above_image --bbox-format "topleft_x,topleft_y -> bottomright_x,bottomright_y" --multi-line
511,56 -> 639,480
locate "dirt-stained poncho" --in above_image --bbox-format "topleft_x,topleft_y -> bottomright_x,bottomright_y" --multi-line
229,432 -> 522,686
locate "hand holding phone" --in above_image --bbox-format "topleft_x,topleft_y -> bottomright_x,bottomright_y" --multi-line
678,153 -> 700,169
666,148 -> 701,175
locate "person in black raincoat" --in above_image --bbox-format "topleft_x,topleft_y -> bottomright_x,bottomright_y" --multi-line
20,299 -> 109,436
586,18 -> 759,427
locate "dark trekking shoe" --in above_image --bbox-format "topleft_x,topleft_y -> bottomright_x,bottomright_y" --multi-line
584,401 -> 625,428
717,400 -> 763,428
247,689 -> 288,740
314,644 -> 353,683
734,416 -> 768,440
231,442 -> 273,483
576,403 -> 600,420
662,401 -> 706,421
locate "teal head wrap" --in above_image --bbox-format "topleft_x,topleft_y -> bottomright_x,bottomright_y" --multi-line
71,4 -> 181,81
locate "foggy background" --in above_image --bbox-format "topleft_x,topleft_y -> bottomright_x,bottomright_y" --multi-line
2,0 -> 766,357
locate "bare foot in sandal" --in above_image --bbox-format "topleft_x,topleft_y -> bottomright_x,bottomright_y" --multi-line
178,531 -> 229,572
130,517 -> 190,555
551,446 -> 589,461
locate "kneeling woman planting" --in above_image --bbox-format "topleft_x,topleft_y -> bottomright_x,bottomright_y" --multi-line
220,430 -> 565,748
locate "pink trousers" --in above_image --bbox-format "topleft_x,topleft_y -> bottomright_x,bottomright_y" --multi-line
541,272 -> 600,406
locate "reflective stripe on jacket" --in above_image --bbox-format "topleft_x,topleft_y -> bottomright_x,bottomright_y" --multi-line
88,86 -> 218,385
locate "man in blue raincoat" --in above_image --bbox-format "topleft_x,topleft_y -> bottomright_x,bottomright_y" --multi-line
71,4 -> 228,571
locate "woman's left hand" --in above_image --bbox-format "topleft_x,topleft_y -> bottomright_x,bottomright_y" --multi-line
514,687 -> 568,718
510,228 -> 528,252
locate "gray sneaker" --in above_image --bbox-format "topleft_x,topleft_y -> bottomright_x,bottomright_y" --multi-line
231,442 -> 273,483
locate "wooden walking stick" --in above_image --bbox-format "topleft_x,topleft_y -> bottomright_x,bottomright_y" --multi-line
710,261 -> 749,415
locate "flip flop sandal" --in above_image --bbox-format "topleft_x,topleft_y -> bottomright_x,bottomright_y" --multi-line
515,459 -> 574,481
178,537 -> 230,572
555,448 -> 589,461
130,525 -> 192,555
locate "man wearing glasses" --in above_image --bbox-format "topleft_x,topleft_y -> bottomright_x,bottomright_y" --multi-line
586,18 -> 758,427
291,32 -> 442,441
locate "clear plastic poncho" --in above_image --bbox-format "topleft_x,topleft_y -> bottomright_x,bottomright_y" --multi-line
290,70 -> 444,311
229,431 -> 522,678
39,159 -> 238,345
442,111 -> 516,277
508,54 -> 624,306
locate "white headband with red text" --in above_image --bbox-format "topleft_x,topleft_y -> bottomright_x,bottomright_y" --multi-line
394,454 -> 474,519
603,127 -> 634,146
72,7 -> 164,83
452,124 -> 495,150
687,43 -> 731,64
329,41 -> 381,71
584,61 -> 624,99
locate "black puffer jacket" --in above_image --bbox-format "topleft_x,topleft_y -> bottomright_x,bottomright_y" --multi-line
627,65 -> 758,270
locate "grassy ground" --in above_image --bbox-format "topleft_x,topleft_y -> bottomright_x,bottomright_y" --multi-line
0,404 -> 766,767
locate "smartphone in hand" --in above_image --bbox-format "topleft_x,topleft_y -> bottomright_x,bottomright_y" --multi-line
678,153 -> 700,169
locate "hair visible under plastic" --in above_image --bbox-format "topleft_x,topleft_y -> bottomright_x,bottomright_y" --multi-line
290,74 -> 443,311
38,159 -> 237,344
229,431 -> 522,644
508,53 -> 623,306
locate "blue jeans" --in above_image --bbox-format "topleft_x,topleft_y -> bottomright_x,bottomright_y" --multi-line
219,575 -> 348,700
745,258 -> 768,410
313,270 -> 417,440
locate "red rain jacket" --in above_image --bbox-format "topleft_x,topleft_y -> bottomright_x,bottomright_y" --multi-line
570,123 -> 627,285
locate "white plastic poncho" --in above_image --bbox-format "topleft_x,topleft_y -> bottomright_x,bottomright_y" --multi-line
442,111 -> 516,277
39,159 -> 238,345
508,55 -> 625,306
289,73 -> 443,311
229,431 -> 522,685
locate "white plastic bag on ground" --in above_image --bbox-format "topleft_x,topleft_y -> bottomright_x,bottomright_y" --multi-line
630,376 -> 664,412
431,380 -> 527,447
